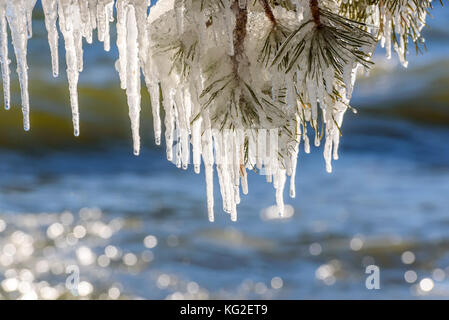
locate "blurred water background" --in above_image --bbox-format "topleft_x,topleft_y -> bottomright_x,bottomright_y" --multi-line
0,4 -> 449,300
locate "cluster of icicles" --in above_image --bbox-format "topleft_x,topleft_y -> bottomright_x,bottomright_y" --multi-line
0,0 -> 428,221
359,0 -> 429,67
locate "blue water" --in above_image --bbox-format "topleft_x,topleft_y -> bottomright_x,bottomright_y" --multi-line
0,5 -> 448,300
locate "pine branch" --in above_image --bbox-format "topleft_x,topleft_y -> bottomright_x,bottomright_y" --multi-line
258,23 -> 289,67
272,6 -> 375,90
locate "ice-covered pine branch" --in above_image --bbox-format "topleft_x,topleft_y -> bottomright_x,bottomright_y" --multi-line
0,0 -> 438,221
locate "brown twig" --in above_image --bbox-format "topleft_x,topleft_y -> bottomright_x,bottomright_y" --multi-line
310,0 -> 322,27
231,1 -> 248,74
259,0 -> 277,26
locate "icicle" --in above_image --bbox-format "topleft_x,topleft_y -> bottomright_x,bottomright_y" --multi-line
133,0 -> 150,74
58,0 -> 82,136
332,104 -> 346,161
164,87 -> 176,162
241,166 -> 248,195
79,0 -> 93,43
192,117 -> 202,174
384,14 -> 392,60
178,88 -> 191,170
226,131 -> 237,220
343,61 -> 357,100
275,169 -> 287,217
42,0 -> 59,77
202,114 -> 215,221
269,128 -> 279,179
306,77 -> 318,120
0,1 -> 10,110
257,129 -> 266,170
264,130 -> 272,184
125,4 -> 141,156
302,119 -> 310,154
115,0 -> 128,90
204,162 -> 215,222
289,115 -> 301,198
148,82 -> 162,145
175,117 -> 182,168
88,0 -> 98,31
397,35 -> 408,68
323,125 -> 333,173
6,0 -> 36,131
214,131 -> 226,212
26,0 -> 36,38
96,0 -> 114,51
103,1 -> 114,52
247,129 -> 257,173
180,126 -> 189,170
